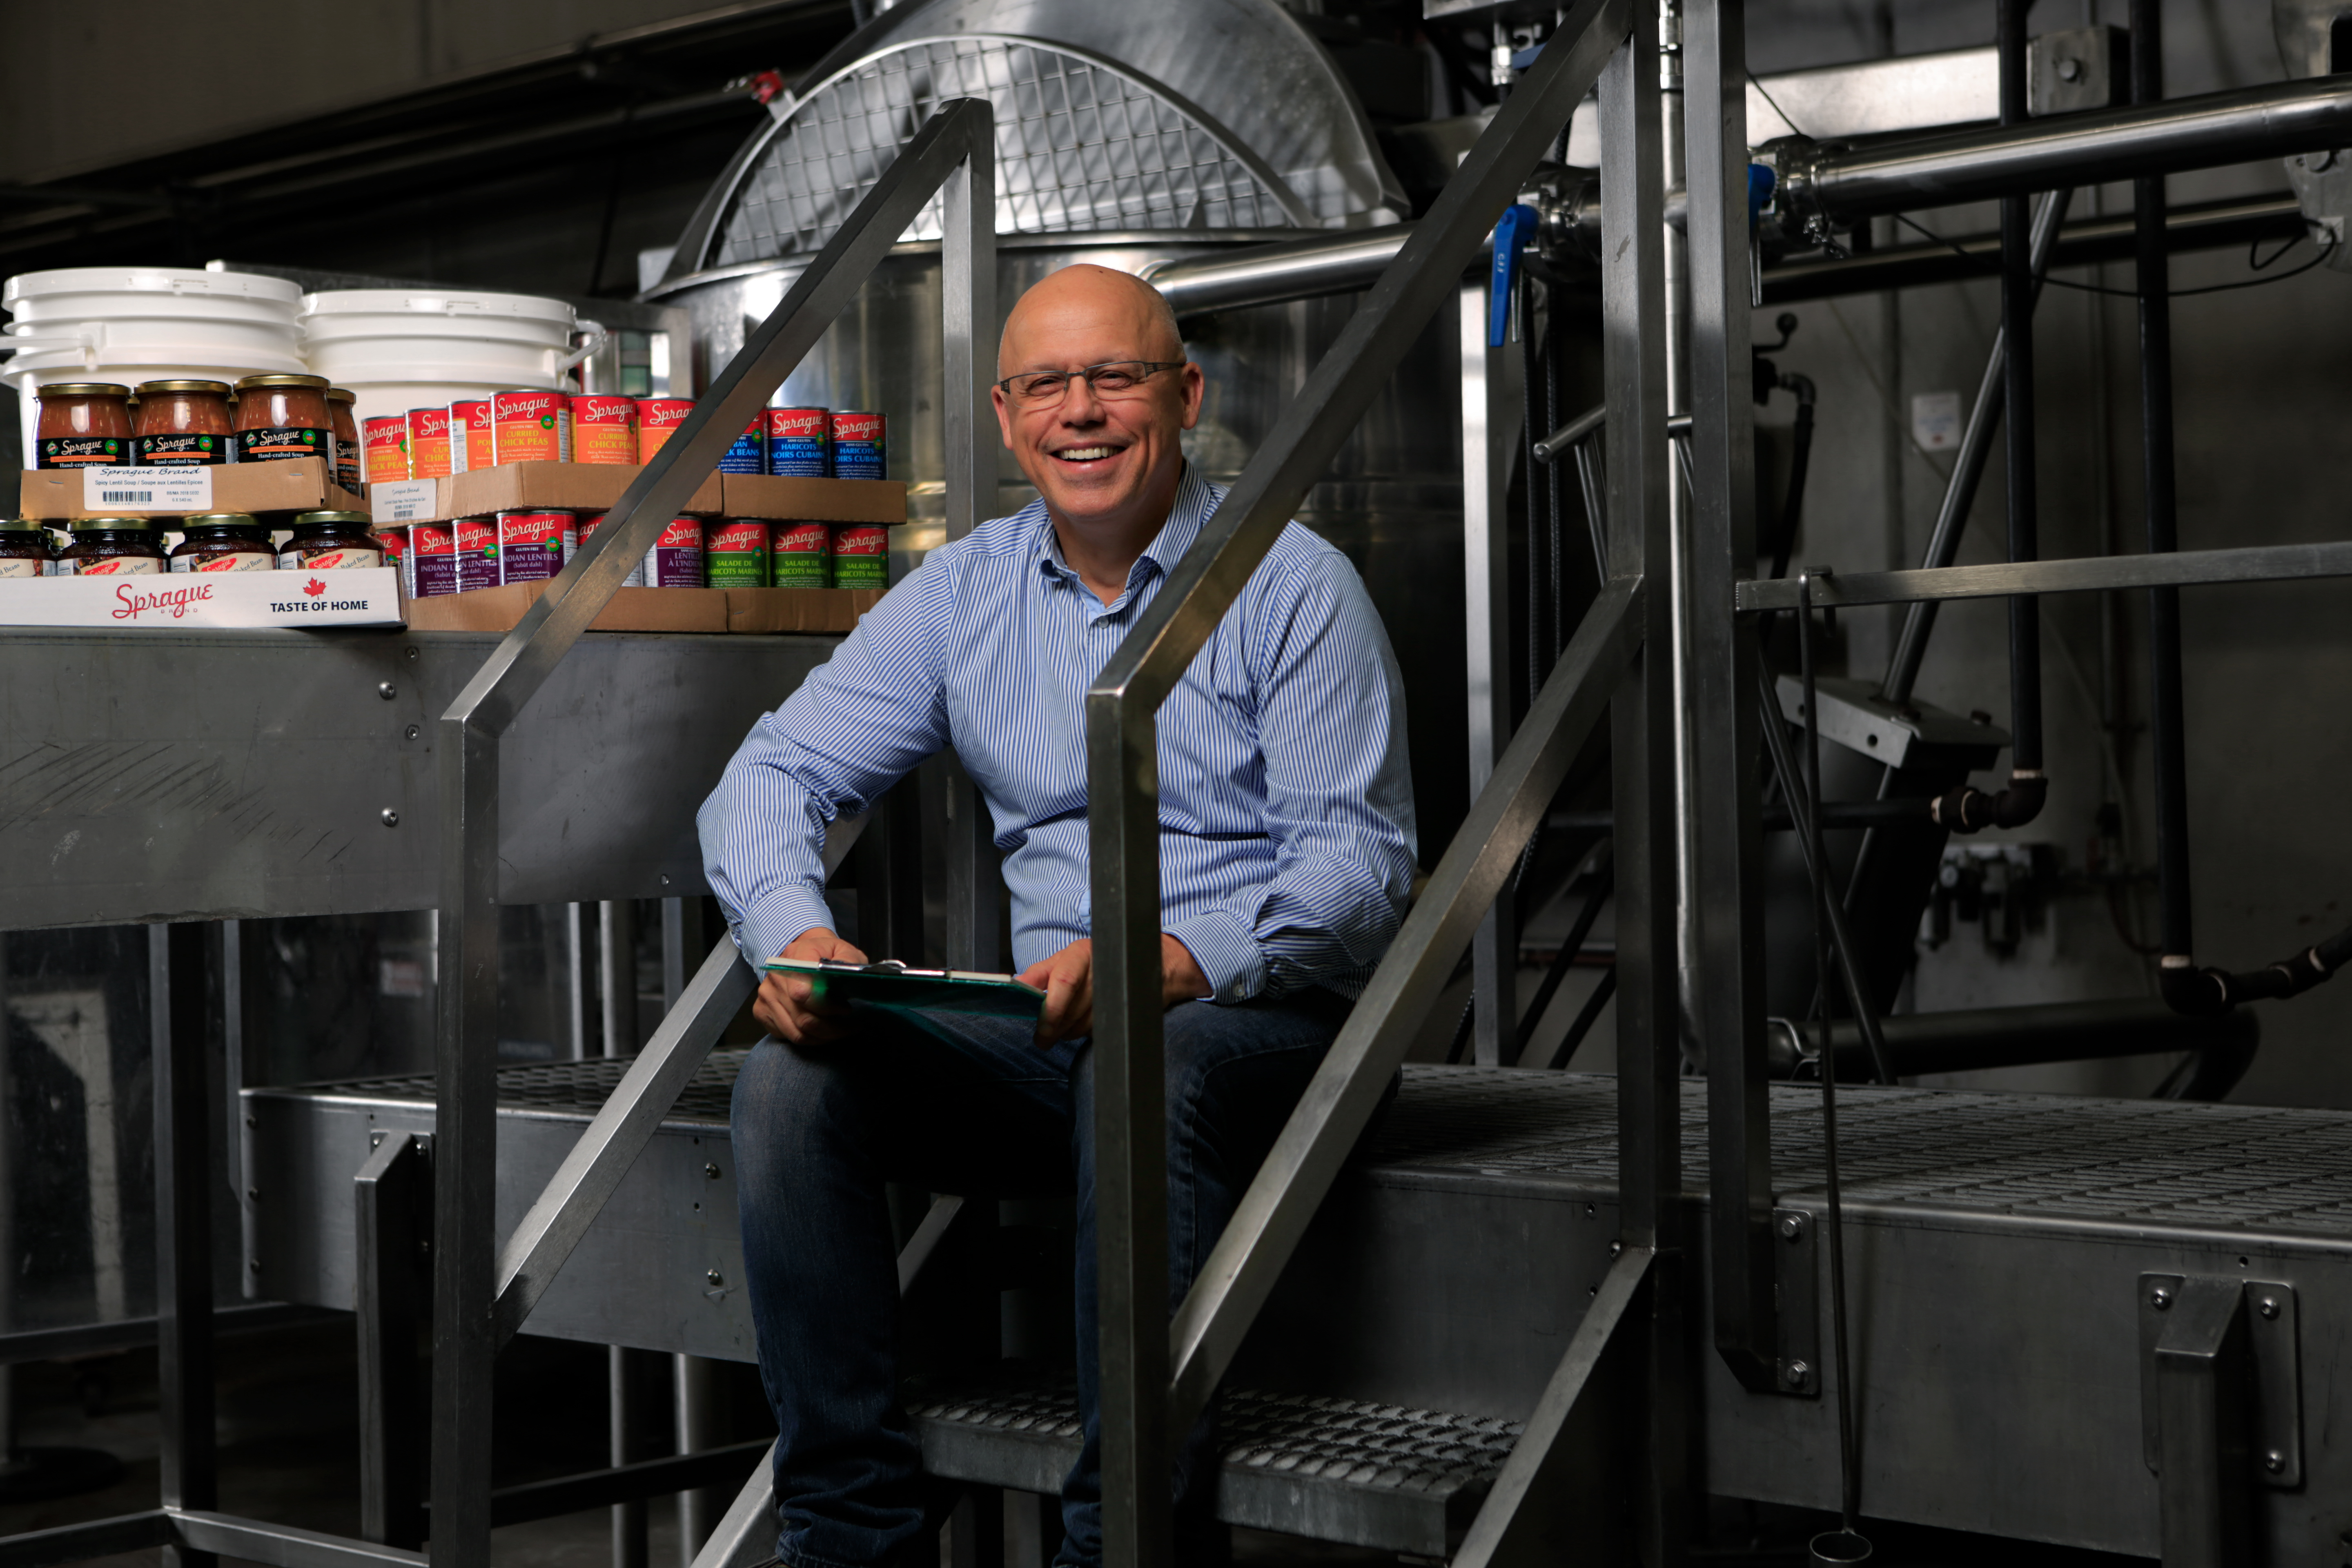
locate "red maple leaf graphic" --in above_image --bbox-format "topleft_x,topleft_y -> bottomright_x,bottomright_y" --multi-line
304,577 -> 327,597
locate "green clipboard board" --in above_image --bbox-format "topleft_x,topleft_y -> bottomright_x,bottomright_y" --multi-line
764,957 -> 1047,1020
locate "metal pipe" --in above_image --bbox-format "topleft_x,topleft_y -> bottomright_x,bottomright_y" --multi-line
1880,185 -> 2071,706
1775,996 -> 2258,1079
1739,536 -> 2352,610
1787,72 -> 2352,225
2134,0 -> 2197,978
1142,228 -> 1426,316
1999,0 -> 2040,789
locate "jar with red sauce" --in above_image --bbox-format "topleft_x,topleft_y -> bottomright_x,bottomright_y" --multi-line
132,380 -> 232,466
0,522 -> 51,578
326,389 -> 363,494
233,374 -> 334,465
170,512 -> 275,573
36,383 -> 133,468
278,510 -> 388,570
54,516 -> 166,575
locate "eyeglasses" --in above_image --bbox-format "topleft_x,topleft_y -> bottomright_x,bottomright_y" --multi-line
995,360 -> 1186,407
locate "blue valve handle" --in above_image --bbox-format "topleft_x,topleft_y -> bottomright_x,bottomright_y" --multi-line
1487,203 -> 1541,347
1748,163 -> 1777,223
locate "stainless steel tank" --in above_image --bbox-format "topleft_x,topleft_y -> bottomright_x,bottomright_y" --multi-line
642,0 -> 1478,846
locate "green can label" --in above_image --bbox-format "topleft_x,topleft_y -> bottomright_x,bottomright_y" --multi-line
707,518 -> 770,588
831,522 -> 889,589
771,521 -> 830,587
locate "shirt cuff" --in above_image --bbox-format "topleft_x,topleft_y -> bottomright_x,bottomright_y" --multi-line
1166,910 -> 1266,1004
735,888 -> 842,970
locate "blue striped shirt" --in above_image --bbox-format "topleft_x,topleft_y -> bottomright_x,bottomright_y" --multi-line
697,464 -> 1418,1002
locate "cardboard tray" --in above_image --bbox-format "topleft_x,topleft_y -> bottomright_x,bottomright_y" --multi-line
20,457 -> 367,520
404,582 -> 729,634
725,587 -> 884,634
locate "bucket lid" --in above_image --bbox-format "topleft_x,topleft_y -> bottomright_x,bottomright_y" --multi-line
298,288 -> 575,326
4,267 -> 302,309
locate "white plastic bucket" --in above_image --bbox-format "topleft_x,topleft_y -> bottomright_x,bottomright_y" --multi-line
299,290 -> 600,427
3,266 -> 306,470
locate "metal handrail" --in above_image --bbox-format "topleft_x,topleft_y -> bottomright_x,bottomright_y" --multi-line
1078,1 -> 1634,1560
425,99 -> 997,1568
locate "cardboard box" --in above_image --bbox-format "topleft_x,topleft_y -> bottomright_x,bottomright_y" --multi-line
0,566 -> 403,628
444,461 -> 724,521
724,586 -> 883,635
404,580 -> 729,634
720,474 -> 906,524
20,457 -> 367,520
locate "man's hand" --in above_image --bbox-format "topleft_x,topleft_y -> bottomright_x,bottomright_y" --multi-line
1018,934 -> 1212,1047
754,927 -> 869,1045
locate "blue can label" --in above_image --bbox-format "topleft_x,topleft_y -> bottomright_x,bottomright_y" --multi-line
765,408 -> 831,477
830,411 -> 886,480
717,416 -> 765,475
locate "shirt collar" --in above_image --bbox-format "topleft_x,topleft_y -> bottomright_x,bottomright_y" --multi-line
1032,462 -> 1217,595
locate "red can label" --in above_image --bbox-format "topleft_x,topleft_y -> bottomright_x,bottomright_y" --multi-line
572,394 -> 639,465
408,406 -> 453,480
452,399 -> 493,473
363,416 -> 410,484
492,390 -> 570,464
635,397 -> 694,463
765,408 -> 826,443
832,523 -> 889,556
773,521 -> 829,555
708,519 -> 767,552
771,521 -> 830,586
831,412 -> 885,444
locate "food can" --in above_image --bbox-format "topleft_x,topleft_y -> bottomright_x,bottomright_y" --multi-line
644,517 -> 705,587
498,510 -> 575,584
829,410 -> 886,480
455,515 -> 499,593
572,394 -> 639,465
831,522 -> 889,588
408,407 -> 454,480
577,513 -> 645,587
411,521 -> 457,597
492,389 -> 571,464
705,518 -> 770,588
764,407 -> 830,477
717,414 -> 764,475
770,521 -> 831,587
635,398 -> 693,463
377,525 -> 409,584
363,416 -> 411,484
452,399 -> 493,473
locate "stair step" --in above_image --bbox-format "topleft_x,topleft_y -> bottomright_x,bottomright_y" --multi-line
909,1377 -> 1521,1556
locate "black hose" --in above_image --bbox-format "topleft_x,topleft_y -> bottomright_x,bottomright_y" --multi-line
1766,372 -> 1815,586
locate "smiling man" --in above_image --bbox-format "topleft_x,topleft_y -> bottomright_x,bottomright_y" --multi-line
698,264 -> 1415,1568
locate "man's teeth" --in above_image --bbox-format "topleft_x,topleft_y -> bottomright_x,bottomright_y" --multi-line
1056,446 -> 1115,461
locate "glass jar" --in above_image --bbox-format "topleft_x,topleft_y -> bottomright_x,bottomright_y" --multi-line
0,522 -> 51,579
55,516 -> 166,575
133,379 -> 233,466
35,383 -> 133,468
326,388 -> 363,494
279,510 -> 388,570
171,513 -> 274,573
233,374 -> 334,465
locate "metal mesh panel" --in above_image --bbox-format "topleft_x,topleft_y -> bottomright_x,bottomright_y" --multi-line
1370,1067 -> 2352,1238
295,1058 -> 2352,1240
711,38 -> 1296,268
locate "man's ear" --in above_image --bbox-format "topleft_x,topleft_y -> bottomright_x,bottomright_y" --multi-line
1178,361 -> 1205,432
991,384 -> 1017,450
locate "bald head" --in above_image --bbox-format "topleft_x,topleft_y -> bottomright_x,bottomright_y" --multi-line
996,264 -> 1183,378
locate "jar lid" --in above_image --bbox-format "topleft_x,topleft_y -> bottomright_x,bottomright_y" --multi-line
135,379 -> 232,395
326,388 -> 356,404
39,382 -> 132,398
234,373 -> 332,390
0,520 -> 46,535
71,515 -> 156,532
291,510 -> 374,527
183,512 -> 262,529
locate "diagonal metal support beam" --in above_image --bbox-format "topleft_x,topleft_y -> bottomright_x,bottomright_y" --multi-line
494,814 -> 868,1347
1736,537 -> 2352,612
1164,577 -> 1645,1436
1450,1246 -> 1654,1568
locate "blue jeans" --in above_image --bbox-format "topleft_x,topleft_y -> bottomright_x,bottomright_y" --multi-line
730,989 -> 1353,1568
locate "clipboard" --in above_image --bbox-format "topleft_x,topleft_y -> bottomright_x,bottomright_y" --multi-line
764,957 -> 1047,1020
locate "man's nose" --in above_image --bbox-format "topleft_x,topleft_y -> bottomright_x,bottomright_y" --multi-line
1058,374 -> 1107,421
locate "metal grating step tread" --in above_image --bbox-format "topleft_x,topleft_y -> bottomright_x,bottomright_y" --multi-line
906,1376 -> 1519,1555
